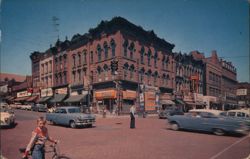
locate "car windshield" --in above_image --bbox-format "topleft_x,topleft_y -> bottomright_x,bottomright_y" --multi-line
68,108 -> 81,113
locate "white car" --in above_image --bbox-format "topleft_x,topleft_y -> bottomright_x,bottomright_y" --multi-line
0,109 -> 15,127
20,104 -> 32,110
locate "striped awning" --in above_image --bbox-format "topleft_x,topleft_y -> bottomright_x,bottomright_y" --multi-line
38,96 -> 52,103
14,96 -> 30,102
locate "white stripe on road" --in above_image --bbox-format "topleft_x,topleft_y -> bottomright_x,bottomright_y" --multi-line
210,134 -> 250,159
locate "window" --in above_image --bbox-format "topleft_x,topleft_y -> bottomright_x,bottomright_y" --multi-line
147,49 -> 152,66
123,63 -> 129,79
73,55 -> 76,67
78,70 -> 81,82
103,64 -> 108,80
90,51 -> 93,63
130,65 -> 135,80
123,39 -> 128,57
140,46 -> 145,64
97,44 -> 102,62
64,72 -> 67,84
97,66 -> 102,81
103,41 -> 108,60
129,42 -> 135,59
154,51 -> 158,68
83,50 -> 87,64
110,39 -> 116,57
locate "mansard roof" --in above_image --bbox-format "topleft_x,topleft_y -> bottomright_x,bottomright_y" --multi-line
88,17 -> 175,52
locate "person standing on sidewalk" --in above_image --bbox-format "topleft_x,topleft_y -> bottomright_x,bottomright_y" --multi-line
130,105 -> 136,129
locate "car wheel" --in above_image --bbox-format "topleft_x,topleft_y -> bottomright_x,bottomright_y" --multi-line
70,121 -> 76,128
171,122 -> 179,131
213,128 -> 225,136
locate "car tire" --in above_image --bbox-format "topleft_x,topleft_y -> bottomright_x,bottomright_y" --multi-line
213,128 -> 225,136
70,121 -> 76,128
171,122 -> 179,131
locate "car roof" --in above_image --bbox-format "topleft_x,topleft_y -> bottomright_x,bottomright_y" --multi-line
57,106 -> 79,109
227,109 -> 250,115
189,109 -> 224,116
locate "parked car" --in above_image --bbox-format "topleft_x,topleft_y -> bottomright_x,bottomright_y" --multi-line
167,109 -> 249,136
46,106 -> 96,128
20,104 -> 32,111
158,107 -> 184,119
221,109 -> 250,118
0,108 -> 15,127
32,104 -> 47,112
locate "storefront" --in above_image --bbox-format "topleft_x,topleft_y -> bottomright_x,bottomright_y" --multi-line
50,87 -> 68,106
122,90 -> 137,113
95,89 -> 117,114
159,93 -> 175,110
14,90 -> 32,104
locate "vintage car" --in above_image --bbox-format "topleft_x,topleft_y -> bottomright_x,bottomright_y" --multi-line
0,108 -> 15,127
32,104 -> 47,112
158,107 -> 184,119
46,106 -> 96,128
167,109 -> 249,136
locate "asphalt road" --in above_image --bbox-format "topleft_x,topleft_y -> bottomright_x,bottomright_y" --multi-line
1,110 -> 250,159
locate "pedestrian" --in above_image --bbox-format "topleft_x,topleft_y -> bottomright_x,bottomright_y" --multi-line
23,117 -> 57,159
130,105 -> 136,129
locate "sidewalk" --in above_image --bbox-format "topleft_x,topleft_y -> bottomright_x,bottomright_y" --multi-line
94,113 -> 158,119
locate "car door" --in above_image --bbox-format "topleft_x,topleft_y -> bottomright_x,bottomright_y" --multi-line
55,108 -> 67,125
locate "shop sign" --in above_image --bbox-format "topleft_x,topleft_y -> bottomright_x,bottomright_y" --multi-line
17,91 -> 31,98
145,91 -> 156,111
95,90 -> 117,99
55,88 -> 67,94
236,89 -> 247,96
123,90 -> 136,100
41,88 -> 53,97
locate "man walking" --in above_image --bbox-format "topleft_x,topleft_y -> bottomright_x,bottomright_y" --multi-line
130,105 -> 136,129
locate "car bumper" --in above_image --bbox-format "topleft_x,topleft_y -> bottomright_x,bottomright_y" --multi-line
75,120 -> 95,126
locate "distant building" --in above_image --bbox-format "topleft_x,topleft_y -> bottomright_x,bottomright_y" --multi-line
236,82 -> 250,108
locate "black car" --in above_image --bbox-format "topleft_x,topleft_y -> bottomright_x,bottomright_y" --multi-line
32,104 -> 47,112
158,107 -> 184,119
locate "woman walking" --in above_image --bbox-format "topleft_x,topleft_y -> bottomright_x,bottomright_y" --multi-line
130,105 -> 136,129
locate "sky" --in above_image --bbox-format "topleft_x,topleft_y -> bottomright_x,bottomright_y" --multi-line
1,0 -> 249,82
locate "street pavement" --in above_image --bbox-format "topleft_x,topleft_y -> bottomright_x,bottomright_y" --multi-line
1,110 -> 250,159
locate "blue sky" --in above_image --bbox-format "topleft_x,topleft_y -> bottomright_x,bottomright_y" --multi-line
1,0 -> 249,82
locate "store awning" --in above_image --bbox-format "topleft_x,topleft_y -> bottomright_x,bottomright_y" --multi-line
38,96 -> 52,103
185,101 -> 205,106
160,100 -> 175,105
64,94 -> 87,103
5,96 -> 15,101
26,96 -> 38,102
14,96 -> 30,102
175,99 -> 185,105
50,94 -> 67,103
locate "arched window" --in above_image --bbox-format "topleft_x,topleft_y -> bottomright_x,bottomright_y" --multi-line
103,64 -> 109,80
147,49 -> 152,66
123,63 -> 129,79
110,39 -> 116,57
97,66 -> 102,81
153,71 -> 158,85
128,42 -> 135,59
154,51 -> 158,68
130,64 -> 135,80
147,69 -> 152,84
140,46 -> 145,64
123,39 -> 128,57
139,67 -> 145,83
103,41 -> 108,60
97,44 -> 102,62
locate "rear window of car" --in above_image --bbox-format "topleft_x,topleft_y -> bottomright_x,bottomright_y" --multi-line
228,112 -> 236,117
68,108 -> 81,113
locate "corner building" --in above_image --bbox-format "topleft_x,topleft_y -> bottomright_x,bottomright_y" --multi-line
65,17 -> 175,114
